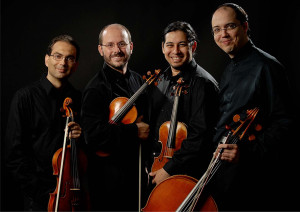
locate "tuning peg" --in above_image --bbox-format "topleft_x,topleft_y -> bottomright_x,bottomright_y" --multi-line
255,124 -> 262,131
177,78 -> 184,84
248,134 -> 256,141
147,71 -> 151,76
182,90 -> 188,95
233,114 -> 240,123
225,125 -> 231,130
142,75 -> 147,80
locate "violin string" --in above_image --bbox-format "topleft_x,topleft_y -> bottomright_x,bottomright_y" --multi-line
166,88 -> 180,155
110,72 -> 160,123
70,115 -> 80,189
112,83 -> 147,123
178,135 -> 240,211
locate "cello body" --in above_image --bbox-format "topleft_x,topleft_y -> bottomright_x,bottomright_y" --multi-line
142,175 -> 218,211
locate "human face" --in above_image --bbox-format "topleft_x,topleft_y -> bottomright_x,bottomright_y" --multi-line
98,25 -> 133,73
45,41 -> 77,87
162,30 -> 196,75
211,6 -> 249,58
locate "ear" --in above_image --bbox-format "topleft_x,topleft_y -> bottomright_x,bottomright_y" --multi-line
130,42 -> 133,53
243,22 -> 249,34
191,41 -> 197,53
162,42 -> 165,54
98,45 -> 104,56
45,54 -> 49,67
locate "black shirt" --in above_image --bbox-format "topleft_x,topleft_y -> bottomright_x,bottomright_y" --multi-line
148,59 -> 219,179
211,41 -> 295,211
5,75 -> 81,208
81,63 -> 145,153
81,63 -> 146,211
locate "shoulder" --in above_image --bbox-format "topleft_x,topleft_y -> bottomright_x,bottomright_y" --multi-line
9,81 -> 43,112
193,64 -> 219,91
128,69 -> 143,80
128,69 -> 144,86
252,46 -> 284,70
13,81 -> 42,100
83,70 -> 110,94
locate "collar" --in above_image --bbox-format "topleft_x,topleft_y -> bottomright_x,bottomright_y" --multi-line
40,74 -> 55,95
165,58 -> 197,84
40,73 -> 72,96
232,40 -> 254,63
103,63 -> 130,83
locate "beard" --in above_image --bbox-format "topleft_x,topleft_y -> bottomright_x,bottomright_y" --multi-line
104,52 -> 131,71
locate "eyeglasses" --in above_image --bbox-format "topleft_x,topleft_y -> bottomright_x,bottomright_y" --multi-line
50,53 -> 76,63
101,42 -> 128,49
212,23 -> 241,36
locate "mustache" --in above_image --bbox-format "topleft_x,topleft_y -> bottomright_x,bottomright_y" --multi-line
111,52 -> 125,57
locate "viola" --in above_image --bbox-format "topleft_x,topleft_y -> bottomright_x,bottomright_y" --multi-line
151,77 -> 188,172
48,98 -> 90,212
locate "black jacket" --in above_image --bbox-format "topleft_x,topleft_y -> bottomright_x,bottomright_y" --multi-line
211,41 -> 295,211
147,59 -> 219,179
80,63 -> 146,211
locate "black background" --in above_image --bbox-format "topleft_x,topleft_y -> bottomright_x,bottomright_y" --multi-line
1,0 -> 300,210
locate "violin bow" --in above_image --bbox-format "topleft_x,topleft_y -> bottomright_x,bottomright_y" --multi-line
55,97 -> 73,212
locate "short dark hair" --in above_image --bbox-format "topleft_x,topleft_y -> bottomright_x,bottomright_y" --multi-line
217,3 -> 250,35
46,34 -> 80,61
162,21 -> 198,44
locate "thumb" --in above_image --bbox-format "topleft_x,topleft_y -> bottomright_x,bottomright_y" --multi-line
149,171 -> 155,176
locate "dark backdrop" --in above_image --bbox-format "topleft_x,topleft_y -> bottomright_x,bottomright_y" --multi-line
1,0 -> 300,210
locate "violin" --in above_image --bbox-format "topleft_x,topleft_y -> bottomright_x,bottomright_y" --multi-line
48,97 -> 90,212
151,78 -> 188,172
95,69 -> 161,211
96,69 -> 161,157
143,107 -> 261,211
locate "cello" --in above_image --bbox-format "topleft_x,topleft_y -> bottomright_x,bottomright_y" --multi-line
142,107 -> 261,211
48,97 -> 90,212
151,77 -> 188,172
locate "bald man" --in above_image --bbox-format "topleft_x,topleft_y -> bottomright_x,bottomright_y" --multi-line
81,24 -> 149,211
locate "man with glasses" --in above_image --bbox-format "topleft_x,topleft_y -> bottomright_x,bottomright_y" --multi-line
5,35 -> 83,211
81,23 -> 149,211
210,3 -> 295,211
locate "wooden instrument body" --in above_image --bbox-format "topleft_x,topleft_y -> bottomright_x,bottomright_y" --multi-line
142,175 -> 218,211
